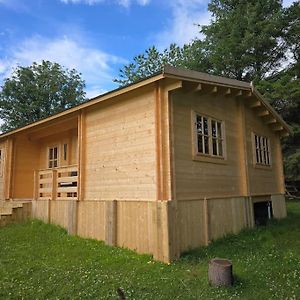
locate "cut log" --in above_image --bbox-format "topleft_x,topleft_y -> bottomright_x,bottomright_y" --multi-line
208,258 -> 233,287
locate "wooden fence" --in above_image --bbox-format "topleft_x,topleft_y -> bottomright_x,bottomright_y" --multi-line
35,165 -> 78,201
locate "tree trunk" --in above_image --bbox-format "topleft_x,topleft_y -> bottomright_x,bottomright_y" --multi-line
208,258 -> 233,287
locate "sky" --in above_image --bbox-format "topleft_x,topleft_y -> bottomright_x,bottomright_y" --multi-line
0,0 -> 296,99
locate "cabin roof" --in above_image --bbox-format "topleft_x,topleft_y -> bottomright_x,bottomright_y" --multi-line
0,65 -> 292,139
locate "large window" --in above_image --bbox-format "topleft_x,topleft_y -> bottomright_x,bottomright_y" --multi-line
254,134 -> 271,166
48,146 -> 59,168
195,114 -> 224,157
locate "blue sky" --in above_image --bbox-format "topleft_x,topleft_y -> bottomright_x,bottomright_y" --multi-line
0,0 -> 295,98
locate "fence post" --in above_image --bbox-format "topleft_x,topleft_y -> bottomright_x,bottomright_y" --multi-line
52,170 -> 57,201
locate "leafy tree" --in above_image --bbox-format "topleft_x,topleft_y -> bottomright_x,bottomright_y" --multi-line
0,60 -> 86,132
114,42 -> 210,86
201,0 -> 286,82
257,2 -> 300,180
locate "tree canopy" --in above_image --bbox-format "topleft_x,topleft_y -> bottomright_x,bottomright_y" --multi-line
0,60 -> 86,132
114,0 -> 300,180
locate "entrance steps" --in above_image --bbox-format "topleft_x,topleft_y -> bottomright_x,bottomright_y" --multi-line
0,200 -> 32,227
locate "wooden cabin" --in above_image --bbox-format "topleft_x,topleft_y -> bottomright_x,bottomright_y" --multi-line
0,66 -> 291,262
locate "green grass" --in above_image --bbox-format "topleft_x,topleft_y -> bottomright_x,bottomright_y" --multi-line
1,201 -> 300,300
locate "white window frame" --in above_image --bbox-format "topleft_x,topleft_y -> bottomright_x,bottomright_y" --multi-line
253,133 -> 271,166
193,112 -> 225,159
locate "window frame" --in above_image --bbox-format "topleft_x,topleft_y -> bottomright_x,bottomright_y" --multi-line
47,145 -> 60,169
252,132 -> 272,167
192,111 -> 226,162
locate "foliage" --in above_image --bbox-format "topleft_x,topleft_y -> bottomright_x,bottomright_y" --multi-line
201,0 -> 286,82
257,2 -> 300,179
0,201 -> 300,299
114,42 -> 210,86
0,60 -> 86,132
114,0 -> 299,180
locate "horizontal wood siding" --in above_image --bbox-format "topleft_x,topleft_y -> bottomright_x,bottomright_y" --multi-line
172,91 -> 241,200
84,86 -> 156,201
244,106 -> 282,195
0,141 -> 6,199
13,136 -> 40,199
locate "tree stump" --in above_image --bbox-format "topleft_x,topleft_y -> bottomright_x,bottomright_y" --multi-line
208,258 -> 233,287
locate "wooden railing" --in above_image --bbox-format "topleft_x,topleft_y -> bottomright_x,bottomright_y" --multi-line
35,165 -> 78,200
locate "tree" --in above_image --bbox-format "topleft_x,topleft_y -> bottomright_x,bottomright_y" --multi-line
114,42 -> 210,86
257,2 -> 300,180
0,60 -> 86,132
201,0 -> 286,82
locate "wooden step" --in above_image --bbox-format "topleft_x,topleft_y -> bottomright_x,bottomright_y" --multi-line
0,201 -> 32,227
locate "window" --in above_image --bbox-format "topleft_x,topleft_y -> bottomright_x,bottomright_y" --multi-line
195,114 -> 224,157
0,149 -> 3,177
254,134 -> 271,165
48,146 -> 58,168
63,144 -> 68,161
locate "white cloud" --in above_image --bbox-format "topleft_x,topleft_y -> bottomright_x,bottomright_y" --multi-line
282,0 -> 296,7
60,0 -> 150,8
154,0 -> 211,49
0,35 -> 127,97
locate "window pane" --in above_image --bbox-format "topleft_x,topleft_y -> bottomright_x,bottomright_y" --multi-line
54,147 -> 58,159
198,135 -> 204,153
64,144 -> 67,161
196,116 -> 202,134
211,120 -> 217,138
212,138 -> 217,155
204,136 -> 209,154
49,161 -> 53,168
217,122 -> 222,139
203,117 -> 208,135
256,149 -> 259,163
49,148 -> 53,160
218,140 -> 223,156
54,160 -> 58,168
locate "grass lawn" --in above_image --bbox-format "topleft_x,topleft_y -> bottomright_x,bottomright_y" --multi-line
0,201 -> 300,300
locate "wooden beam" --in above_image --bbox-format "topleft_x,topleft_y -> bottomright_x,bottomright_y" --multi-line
182,81 -> 202,93
245,91 -> 253,98
249,100 -> 262,108
235,90 -> 243,97
224,88 -> 231,96
257,110 -> 270,117
272,124 -> 284,131
279,131 -> 289,138
266,118 -> 277,124
211,86 -> 218,94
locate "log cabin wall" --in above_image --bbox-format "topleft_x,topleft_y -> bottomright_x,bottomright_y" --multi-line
0,140 -> 7,199
2,69 -> 288,263
12,135 -> 40,200
244,106 -> 285,195
169,87 -> 286,254
83,84 -> 157,201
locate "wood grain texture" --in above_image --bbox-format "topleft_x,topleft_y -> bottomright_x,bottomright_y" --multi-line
84,85 -> 157,201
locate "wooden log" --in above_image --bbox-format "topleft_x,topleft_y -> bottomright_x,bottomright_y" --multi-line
208,258 -> 233,287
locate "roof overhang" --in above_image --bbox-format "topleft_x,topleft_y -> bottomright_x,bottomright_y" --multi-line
0,65 -> 292,139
